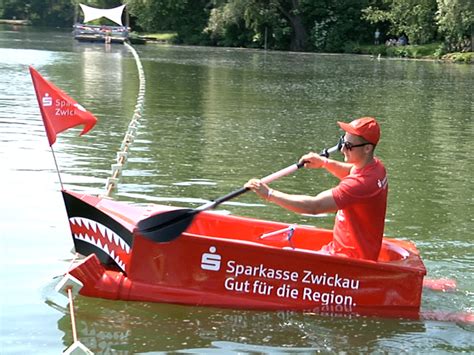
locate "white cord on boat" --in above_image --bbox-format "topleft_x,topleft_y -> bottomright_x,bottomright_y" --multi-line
105,42 -> 146,197
259,225 -> 297,248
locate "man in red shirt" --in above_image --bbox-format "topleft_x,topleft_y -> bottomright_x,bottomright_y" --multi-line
245,117 -> 388,261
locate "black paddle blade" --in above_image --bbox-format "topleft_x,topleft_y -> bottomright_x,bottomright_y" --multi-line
135,208 -> 196,242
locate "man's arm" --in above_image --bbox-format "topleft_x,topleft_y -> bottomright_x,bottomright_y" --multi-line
299,152 -> 352,180
244,177 -> 339,215
323,158 -> 353,180
267,188 -> 338,215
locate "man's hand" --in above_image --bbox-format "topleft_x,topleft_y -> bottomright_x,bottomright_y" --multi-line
299,152 -> 327,169
245,179 -> 271,199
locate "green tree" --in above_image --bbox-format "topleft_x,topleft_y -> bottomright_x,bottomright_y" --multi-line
306,0 -> 372,52
205,0 -> 253,47
362,0 -> 438,44
207,0 -> 399,52
205,0 -> 291,49
1,0 -> 75,26
1,0 -> 32,20
277,0 -> 308,50
206,0 -> 308,51
436,0 -> 473,51
127,0 -> 210,44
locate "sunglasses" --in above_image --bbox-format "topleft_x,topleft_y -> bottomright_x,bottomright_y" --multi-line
339,136 -> 373,151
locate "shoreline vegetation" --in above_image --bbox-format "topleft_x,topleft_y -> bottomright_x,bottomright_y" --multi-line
353,43 -> 473,64
1,0 -> 472,64
137,32 -> 473,64
1,19 -> 471,64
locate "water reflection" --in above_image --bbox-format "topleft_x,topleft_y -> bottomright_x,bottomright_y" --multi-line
79,46 -> 124,99
52,298 -> 432,354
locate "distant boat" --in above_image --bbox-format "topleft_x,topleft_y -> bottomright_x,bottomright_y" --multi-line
73,3 -> 129,44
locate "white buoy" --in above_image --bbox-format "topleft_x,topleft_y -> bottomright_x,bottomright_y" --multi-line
116,151 -> 129,163
111,163 -> 123,178
63,341 -> 93,355
105,42 -> 146,196
55,273 -> 83,298
106,177 -> 119,191
55,274 -> 92,354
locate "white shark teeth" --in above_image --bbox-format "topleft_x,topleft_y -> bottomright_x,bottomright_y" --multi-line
73,232 -> 127,272
69,217 -> 130,254
115,258 -> 125,270
69,217 -> 131,272
98,224 -> 106,238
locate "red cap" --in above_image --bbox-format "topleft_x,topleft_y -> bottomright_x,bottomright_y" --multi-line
337,117 -> 380,145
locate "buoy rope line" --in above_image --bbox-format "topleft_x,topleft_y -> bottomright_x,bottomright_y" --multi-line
58,43 -> 146,354
67,288 -> 79,343
104,42 -> 146,197
61,252 -> 88,353
66,252 -> 80,272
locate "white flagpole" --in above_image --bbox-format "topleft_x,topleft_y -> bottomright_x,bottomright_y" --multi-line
50,146 -> 64,190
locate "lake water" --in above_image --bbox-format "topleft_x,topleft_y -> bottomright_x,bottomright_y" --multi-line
0,26 -> 473,353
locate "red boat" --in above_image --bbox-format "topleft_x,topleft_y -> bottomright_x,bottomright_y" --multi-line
30,65 -> 464,322
29,65 -> 472,325
63,189 -> 427,319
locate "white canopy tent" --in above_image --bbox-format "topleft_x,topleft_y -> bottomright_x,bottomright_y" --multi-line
79,3 -> 126,26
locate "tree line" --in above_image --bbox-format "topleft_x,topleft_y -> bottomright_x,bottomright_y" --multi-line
1,0 -> 472,52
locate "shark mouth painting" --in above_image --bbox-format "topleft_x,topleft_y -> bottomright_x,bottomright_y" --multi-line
68,216 -> 130,272
62,190 -> 133,273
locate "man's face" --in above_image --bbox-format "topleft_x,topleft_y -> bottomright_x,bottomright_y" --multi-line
341,133 -> 370,164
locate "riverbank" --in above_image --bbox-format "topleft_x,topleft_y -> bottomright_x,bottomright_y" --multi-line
132,31 -> 177,44
440,52 -> 473,64
353,43 -> 472,64
136,32 -> 472,64
0,19 -> 30,25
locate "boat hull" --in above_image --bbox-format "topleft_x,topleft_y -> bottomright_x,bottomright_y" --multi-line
73,24 -> 128,44
63,190 -> 426,318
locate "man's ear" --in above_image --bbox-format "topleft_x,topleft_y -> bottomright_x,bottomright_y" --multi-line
364,144 -> 374,154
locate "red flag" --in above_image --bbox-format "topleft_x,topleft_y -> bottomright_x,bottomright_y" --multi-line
29,66 -> 97,146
